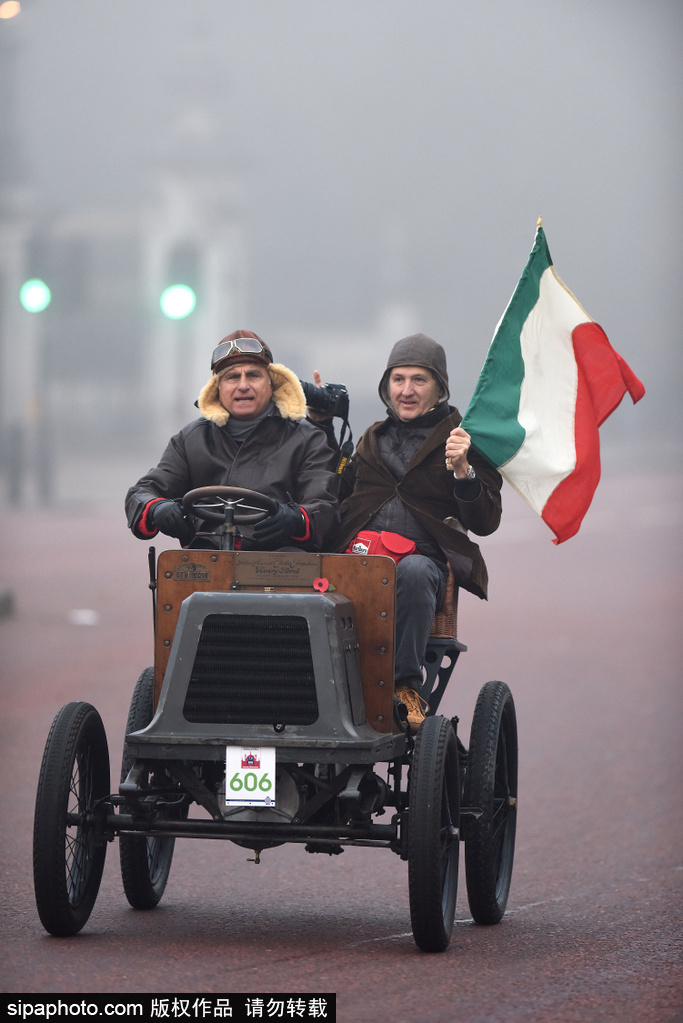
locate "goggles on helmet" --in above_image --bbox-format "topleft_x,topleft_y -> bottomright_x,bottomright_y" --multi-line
211,336 -> 272,371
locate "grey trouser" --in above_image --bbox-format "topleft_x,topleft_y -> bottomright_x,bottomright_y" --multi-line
394,555 -> 447,689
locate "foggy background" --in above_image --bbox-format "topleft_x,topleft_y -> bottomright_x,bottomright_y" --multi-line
2,4 -> 681,1000
0,0 -> 681,509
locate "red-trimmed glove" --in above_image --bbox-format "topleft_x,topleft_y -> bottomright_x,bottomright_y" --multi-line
252,501 -> 306,549
148,499 -> 195,547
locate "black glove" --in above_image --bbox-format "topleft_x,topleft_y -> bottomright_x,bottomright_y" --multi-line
148,500 -> 195,547
252,501 -> 306,549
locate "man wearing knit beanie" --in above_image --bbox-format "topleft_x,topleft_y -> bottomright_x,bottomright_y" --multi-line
126,330 -> 339,552
331,333 -> 503,731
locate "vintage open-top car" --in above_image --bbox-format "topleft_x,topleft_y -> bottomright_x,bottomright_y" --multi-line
33,486 -> 518,952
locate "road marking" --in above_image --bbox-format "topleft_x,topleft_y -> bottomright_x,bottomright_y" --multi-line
503,896 -> 565,915
353,898 -> 569,946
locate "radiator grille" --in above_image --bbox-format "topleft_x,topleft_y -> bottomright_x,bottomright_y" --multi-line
183,613 -> 319,724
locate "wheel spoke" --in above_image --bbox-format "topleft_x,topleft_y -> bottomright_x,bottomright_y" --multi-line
64,744 -> 97,906
489,801 -> 508,857
438,787 -> 456,879
146,836 -> 166,883
235,501 -> 266,514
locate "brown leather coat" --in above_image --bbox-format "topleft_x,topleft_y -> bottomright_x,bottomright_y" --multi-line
334,408 -> 502,599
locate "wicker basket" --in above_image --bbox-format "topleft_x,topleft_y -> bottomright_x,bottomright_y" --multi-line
429,568 -> 458,640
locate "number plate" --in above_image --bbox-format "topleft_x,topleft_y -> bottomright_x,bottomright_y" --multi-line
225,746 -> 276,807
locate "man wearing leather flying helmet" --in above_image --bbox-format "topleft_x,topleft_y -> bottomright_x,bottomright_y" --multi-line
126,330 -> 339,551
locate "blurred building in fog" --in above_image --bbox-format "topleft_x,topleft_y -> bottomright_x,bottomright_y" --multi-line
0,184 -> 246,505
0,5 -> 418,507
0,9 -> 246,505
0,6 -> 38,503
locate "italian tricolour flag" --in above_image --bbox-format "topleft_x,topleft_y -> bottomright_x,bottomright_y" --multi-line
462,222 -> 645,543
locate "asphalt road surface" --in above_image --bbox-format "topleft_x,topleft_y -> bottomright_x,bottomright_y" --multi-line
1,469 -> 681,1022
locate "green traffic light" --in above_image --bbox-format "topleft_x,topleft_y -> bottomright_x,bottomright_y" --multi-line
20,278 -> 51,313
160,284 -> 196,319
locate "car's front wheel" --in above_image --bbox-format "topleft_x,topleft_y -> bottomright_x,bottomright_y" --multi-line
33,702 -> 110,936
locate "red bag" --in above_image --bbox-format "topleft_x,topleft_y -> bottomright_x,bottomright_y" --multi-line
345,530 -> 417,565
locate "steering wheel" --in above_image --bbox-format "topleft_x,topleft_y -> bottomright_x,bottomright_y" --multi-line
182,486 -> 278,526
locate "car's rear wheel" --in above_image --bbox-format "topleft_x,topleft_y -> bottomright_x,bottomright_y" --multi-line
119,668 -> 184,909
464,680 -> 518,924
408,714 -> 460,952
33,702 -> 110,936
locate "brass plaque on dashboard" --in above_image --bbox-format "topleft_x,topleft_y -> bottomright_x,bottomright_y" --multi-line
233,551 -> 322,587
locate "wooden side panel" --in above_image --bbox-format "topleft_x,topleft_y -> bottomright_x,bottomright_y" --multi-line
154,551 -> 396,733
320,554 -> 395,733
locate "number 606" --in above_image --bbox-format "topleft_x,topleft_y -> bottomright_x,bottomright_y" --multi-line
229,772 -> 272,792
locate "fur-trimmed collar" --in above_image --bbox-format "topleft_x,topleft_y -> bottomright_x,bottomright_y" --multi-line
197,362 -> 307,427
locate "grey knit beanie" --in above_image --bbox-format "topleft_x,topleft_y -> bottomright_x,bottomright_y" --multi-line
378,333 -> 450,407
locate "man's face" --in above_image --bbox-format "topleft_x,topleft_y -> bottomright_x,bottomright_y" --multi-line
218,361 -> 273,420
388,365 -> 442,421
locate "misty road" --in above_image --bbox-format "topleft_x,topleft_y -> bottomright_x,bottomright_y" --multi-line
1,468 -> 681,1022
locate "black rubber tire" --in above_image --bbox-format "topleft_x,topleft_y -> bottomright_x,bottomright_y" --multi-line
33,702 -> 110,936
464,680 -> 518,925
408,715 -> 460,953
119,667 -> 180,910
